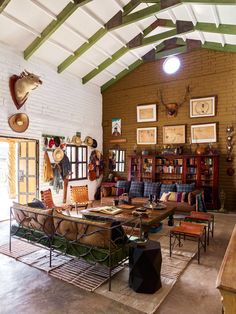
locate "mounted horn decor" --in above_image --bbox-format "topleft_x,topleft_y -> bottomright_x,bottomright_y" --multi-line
9,70 -> 42,110
157,85 -> 191,117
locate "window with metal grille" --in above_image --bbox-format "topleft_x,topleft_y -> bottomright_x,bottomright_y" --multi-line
109,149 -> 125,172
66,145 -> 87,180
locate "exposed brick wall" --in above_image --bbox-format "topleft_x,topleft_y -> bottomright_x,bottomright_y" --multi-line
0,42 -> 103,203
102,49 -> 236,211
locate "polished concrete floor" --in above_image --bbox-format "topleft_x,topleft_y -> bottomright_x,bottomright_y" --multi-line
0,213 -> 235,314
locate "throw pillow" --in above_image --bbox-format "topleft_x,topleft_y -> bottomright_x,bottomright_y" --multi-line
160,184 -> 176,196
116,180 -> 131,193
129,181 -> 144,197
168,192 -> 177,202
160,192 -> 171,202
143,182 -> 161,198
111,186 -> 117,196
176,183 -> 195,193
102,186 -> 112,197
28,198 -> 46,209
188,189 -> 202,205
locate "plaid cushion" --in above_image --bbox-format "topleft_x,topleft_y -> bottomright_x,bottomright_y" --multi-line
176,183 -> 195,192
143,182 -> 161,198
129,181 -> 144,197
160,184 -> 176,196
116,180 -> 131,193
196,193 -> 207,212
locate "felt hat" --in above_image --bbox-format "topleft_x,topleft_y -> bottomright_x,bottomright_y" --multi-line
49,138 -> 55,148
84,136 -> 93,146
54,136 -> 61,147
53,148 -> 64,163
8,113 -> 29,133
91,139 -> 97,148
72,135 -> 82,146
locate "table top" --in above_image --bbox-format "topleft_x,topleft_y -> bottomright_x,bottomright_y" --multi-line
81,204 -> 175,226
216,224 -> 236,293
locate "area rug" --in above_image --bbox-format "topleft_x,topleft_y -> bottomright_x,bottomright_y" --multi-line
0,235 -> 197,313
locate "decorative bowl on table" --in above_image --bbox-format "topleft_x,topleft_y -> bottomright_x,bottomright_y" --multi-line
143,202 -> 167,210
134,238 -> 148,247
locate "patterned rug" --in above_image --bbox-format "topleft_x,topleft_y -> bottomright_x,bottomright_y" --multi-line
0,237 -> 196,313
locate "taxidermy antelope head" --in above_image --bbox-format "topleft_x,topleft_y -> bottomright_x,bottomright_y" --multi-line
158,85 -> 190,117
14,70 -> 42,106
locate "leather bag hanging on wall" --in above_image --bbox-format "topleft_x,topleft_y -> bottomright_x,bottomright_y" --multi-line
43,151 -> 53,182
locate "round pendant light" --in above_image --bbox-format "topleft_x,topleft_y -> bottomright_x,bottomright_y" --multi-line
163,56 -> 180,74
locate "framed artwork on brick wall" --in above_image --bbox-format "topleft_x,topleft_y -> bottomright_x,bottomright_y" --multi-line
163,125 -> 186,144
137,127 -> 157,145
190,96 -> 216,118
137,104 -> 157,122
191,123 -> 217,143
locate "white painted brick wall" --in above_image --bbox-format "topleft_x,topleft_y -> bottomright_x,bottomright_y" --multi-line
0,42 -> 103,204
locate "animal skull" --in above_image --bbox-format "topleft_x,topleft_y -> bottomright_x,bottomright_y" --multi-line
158,85 -> 190,118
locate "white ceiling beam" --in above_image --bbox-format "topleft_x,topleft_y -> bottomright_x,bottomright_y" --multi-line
111,0 -> 124,12
63,24 -> 89,43
29,0 -> 57,20
104,69 -> 116,79
80,7 -> 105,28
1,12 -> 41,36
49,38 -> 74,54
220,34 -> 226,47
168,8 -> 177,24
93,45 -> 113,59
115,59 -> 129,69
185,4 -> 197,26
198,30 -> 205,44
211,5 -> 220,28
108,31 -> 127,47
79,57 -> 99,69
135,24 -> 144,34
130,50 -> 142,60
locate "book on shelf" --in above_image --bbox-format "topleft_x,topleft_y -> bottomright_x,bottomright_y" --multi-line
89,206 -> 123,215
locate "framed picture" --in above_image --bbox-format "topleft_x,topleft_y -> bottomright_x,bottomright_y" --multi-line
191,123 -> 217,143
163,125 -> 186,144
137,104 -> 157,122
137,127 -> 157,145
190,96 -> 215,118
112,118 -> 121,136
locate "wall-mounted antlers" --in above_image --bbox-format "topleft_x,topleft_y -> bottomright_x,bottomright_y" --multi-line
158,85 -> 191,117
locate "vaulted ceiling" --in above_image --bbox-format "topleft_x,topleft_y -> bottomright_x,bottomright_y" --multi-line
1,0 -> 236,92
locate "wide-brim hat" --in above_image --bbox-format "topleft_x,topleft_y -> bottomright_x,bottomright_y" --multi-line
72,135 -> 82,146
84,136 -> 93,146
53,148 -> 64,163
54,136 -> 61,147
8,113 -> 29,133
92,139 -> 97,148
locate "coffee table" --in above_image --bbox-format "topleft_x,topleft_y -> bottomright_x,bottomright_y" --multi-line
80,204 -> 175,238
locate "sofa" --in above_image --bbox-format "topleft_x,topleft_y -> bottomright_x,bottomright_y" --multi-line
10,202 -> 139,290
101,181 -> 201,214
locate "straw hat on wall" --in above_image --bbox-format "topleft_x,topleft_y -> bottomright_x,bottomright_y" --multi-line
53,148 -> 64,163
8,113 -> 29,133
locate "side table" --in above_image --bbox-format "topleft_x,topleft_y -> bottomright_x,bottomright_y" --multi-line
129,240 -> 162,294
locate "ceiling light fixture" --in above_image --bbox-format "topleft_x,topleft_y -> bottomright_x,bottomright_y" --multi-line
163,56 -> 180,74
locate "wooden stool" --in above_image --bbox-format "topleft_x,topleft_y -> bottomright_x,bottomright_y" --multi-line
170,221 -> 206,264
185,211 -> 214,245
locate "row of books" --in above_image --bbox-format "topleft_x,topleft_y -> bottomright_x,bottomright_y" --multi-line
156,165 -> 183,174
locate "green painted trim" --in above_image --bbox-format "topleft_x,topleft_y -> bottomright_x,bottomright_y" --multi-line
24,0 -> 92,60
101,59 -> 143,92
202,42 -> 236,52
142,29 -> 177,46
122,3 -> 161,28
155,45 -> 188,59
123,0 -> 141,16
0,0 -> 11,13
196,22 -> 236,35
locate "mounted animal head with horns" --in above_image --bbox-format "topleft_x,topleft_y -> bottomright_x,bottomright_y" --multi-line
9,70 -> 42,110
157,85 -> 191,118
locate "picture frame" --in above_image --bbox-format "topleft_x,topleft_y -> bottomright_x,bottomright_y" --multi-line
137,127 -> 157,145
112,118 -> 121,136
190,96 -> 215,118
163,125 -> 186,144
191,123 -> 217,143
137,104 -> 157,122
